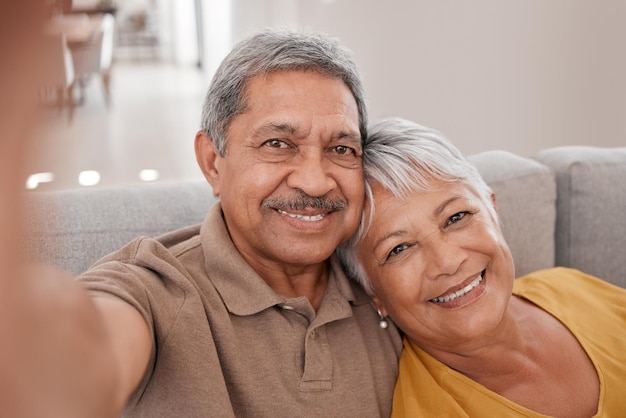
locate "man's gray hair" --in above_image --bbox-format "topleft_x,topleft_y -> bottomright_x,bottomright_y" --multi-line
200,27 -> 367,156
337,117 -> 494,294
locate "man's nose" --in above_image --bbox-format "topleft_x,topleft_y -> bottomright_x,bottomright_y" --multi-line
286,152 -> 337,197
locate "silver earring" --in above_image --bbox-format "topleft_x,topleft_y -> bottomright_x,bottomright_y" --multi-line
377,309 -> 389,329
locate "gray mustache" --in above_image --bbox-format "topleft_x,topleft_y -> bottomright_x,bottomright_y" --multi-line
263,194 -> 347,211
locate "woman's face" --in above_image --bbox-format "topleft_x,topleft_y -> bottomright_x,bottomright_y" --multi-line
358,178 -> 515,351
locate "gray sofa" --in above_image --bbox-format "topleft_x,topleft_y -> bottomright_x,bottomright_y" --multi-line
24,146 -> 626,289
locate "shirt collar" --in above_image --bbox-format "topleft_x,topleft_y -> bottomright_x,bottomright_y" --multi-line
200,203 -> 371,316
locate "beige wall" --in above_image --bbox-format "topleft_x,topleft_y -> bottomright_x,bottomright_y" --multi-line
230,0 -> 626,156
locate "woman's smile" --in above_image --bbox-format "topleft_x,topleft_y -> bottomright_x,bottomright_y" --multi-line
429,271 -> 486,307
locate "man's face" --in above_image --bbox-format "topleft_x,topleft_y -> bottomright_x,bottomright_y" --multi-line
198,70 -> 364,273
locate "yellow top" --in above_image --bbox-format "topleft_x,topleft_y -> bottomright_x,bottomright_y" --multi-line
392,267 -> 626,417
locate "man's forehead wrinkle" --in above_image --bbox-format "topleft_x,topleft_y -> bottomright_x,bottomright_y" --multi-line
336,131 -> 362,143
253,120 -> 360,141
254,121 -> 298,137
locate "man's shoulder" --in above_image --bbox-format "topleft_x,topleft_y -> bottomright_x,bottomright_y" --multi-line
74,222 -> 208,311
87,223 -> 203,271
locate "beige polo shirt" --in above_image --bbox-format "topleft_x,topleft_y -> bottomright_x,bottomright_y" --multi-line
79,203 -> 402,417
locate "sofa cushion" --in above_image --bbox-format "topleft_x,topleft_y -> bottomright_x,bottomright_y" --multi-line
534,146 -> 626,288
24,181 -> 217,275
469,150 -> 557,277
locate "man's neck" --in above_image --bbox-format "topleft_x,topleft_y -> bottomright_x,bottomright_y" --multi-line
253,260 -> 330,311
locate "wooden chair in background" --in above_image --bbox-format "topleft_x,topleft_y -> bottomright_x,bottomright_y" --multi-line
71,13 -> 115,107
39,33 -> 76,122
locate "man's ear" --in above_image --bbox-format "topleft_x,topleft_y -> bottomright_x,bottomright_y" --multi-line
194,130 -> 222,196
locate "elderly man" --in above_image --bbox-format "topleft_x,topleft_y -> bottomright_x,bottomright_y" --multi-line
30,28 -> 401,417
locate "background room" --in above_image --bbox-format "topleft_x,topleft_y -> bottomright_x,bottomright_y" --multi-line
29,0 -> 626,191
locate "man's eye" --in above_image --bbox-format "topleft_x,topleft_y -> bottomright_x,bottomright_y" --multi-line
265,139 -> 287,148
331,145 -> 362,162
334,145 -> 355,155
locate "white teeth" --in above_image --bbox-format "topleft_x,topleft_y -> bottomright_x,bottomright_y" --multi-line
430,273 -> 483,303
277,209 -> 325,222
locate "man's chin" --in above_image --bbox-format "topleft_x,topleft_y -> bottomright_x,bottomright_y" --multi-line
271,243 -> 336,266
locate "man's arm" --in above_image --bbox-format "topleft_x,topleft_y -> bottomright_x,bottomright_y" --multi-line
0,265 -> 151,418
0,2 -> 152,415
92,295 -> 153,407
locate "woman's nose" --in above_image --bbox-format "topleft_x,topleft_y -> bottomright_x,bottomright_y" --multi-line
423,236 -> 465,279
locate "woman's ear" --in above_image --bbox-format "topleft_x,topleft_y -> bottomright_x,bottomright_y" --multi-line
490,192 -> 498,212
194,130 -> 222,196
371,295 -> 388,318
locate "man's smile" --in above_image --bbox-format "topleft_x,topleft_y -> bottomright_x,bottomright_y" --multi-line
277,209 -> 326,222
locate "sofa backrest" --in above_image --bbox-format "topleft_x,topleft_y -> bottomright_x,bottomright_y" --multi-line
24,181 -> 217,275
469,150 -> 557,277
534,146 -> 626,288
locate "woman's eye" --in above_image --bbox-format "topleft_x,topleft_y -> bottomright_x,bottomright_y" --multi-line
387,244 -> 408,260
447,211 -> 468,226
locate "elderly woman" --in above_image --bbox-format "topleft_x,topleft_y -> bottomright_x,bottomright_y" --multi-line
338,117 -> 626,417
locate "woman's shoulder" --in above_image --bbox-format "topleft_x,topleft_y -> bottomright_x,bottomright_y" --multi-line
513,267 -> 626,324
514,267 -> 622,297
